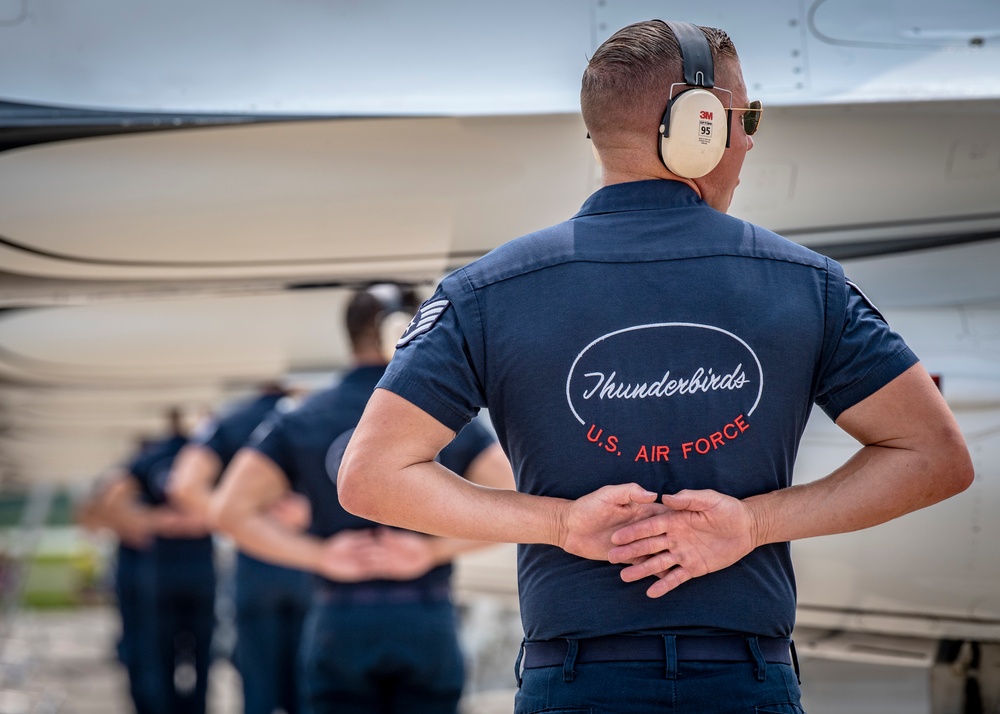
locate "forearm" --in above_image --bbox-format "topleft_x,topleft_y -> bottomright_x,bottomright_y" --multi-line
426,534 -> 503,564
340,456 -> 565,547
107,502 -> 156,543
169,486 -> 215,524
220,511 -> 323,572
168,446 -> 223,522
747,439 -> 972,547
340,389 -> 665,560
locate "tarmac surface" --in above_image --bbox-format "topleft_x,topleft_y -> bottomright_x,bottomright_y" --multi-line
0,604 -> 939,714
0,543 -> 945,714
0,605 -> 518,714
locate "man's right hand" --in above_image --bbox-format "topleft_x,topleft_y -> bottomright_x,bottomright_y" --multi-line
315,529 -> 381,582
557,483 -> 668,561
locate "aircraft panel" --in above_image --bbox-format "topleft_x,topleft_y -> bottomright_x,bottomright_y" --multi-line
0,115 -> 594,281
1,1 -> 997,116
3,104 -> 999,284
0,0 -> 591,115
596,0 -> 1000,103
0,289 -> 355,385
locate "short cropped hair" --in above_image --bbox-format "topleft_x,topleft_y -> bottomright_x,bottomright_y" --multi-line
581,20 -> 739,144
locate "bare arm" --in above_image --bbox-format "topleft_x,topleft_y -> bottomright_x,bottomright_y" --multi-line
366,441 -> 520,577
337,389 -> 667,560
609,363 -> 975,597
89,473 -> 152,548
167,444 -> 223,523
98,473 -> 208,545
212,448 -> 325,571
211,448 -> 379,581
423,441 -> 518,563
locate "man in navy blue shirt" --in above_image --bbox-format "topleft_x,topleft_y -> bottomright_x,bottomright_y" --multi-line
338,19 -> 974,714
211,286 -> 515,714
87,409 -> 215,714
169,385 -> 312,714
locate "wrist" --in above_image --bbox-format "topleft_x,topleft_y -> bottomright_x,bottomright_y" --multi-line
549,498 -> 571,551
302,537 -> 328,574
426,536 -> 451,566
743,495 -> 770,549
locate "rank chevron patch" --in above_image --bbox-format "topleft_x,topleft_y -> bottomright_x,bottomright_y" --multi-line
396,298 -> 450,348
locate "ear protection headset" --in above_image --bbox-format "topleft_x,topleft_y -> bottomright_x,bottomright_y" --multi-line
365,283 -> 420,358
658,20 -> 732,179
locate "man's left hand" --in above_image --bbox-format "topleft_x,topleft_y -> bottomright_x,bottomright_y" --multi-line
608,489 -> 758,598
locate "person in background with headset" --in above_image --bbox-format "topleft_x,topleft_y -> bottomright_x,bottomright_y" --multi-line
210,285 -> 516,714
337,19 -> 973,713
168,383 -> 312,714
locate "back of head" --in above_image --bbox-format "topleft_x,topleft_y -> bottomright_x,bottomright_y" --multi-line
345,284 -> 420,358
166,407 -> 185,439
581,20 -> 738,154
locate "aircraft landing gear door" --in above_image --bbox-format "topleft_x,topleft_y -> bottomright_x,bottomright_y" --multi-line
932,641 -> 1000,714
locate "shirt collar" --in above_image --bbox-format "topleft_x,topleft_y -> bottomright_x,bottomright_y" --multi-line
342,363 -> 388,386
573,179 -> 702,218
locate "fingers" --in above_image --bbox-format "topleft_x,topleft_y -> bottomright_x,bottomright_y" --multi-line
660,489 -> 718,511
608,534 -> 671,564
612,489 -> 722,545
611,512 -> 669,546
601,482 -> 659,505
646,568 -> 693,598
618,549 -> 679,582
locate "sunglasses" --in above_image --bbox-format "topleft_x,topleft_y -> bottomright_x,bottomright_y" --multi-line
732,100 -> 763,136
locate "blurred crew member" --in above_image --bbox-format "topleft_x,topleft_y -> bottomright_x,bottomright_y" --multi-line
213,286 -> 516,714
85,409 -> 214,714
169,385 -> 311,714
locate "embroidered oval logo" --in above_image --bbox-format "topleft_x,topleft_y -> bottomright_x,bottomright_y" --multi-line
565,323 -> 763,460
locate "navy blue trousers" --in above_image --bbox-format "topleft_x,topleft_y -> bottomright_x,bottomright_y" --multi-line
115,546 -> 168,714
233,554 -> 311,714
154,547 -> 216,714
514,646 -> 804,714
298,598 -> 465,714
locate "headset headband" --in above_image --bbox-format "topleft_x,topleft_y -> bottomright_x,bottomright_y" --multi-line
366,283 -> 419,316
662,20 -> 714,89
657,19 -> 729,178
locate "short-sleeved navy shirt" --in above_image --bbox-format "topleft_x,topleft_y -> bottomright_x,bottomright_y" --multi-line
191,390 -> 311,582
193,392 -> 285,470
249,364 -> 497,591
379,179 -> 918,640
128,434 -> 213,561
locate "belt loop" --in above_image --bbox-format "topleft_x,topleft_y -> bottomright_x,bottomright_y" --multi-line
747,636 -> 767,682
562,639 -> 579,683
790,639 -> 801,684
662,635 -> 678,680
514,640 -> 525,688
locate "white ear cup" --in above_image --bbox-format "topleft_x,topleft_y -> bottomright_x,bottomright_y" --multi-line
380,310 -> 414,361
659,88 -> 728,178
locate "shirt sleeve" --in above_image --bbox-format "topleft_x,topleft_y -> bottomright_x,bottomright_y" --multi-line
126,450 -> 153,484
195,416 -> 240,467
438,419 -> 496,477
815,277 -> 919,421
378,281 -> 487,433
246,414 -> 298,489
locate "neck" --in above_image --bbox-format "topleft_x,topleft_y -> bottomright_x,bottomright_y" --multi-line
352,346 -> 389,367
597,148 -> 702,197
601,167 -> 702,197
